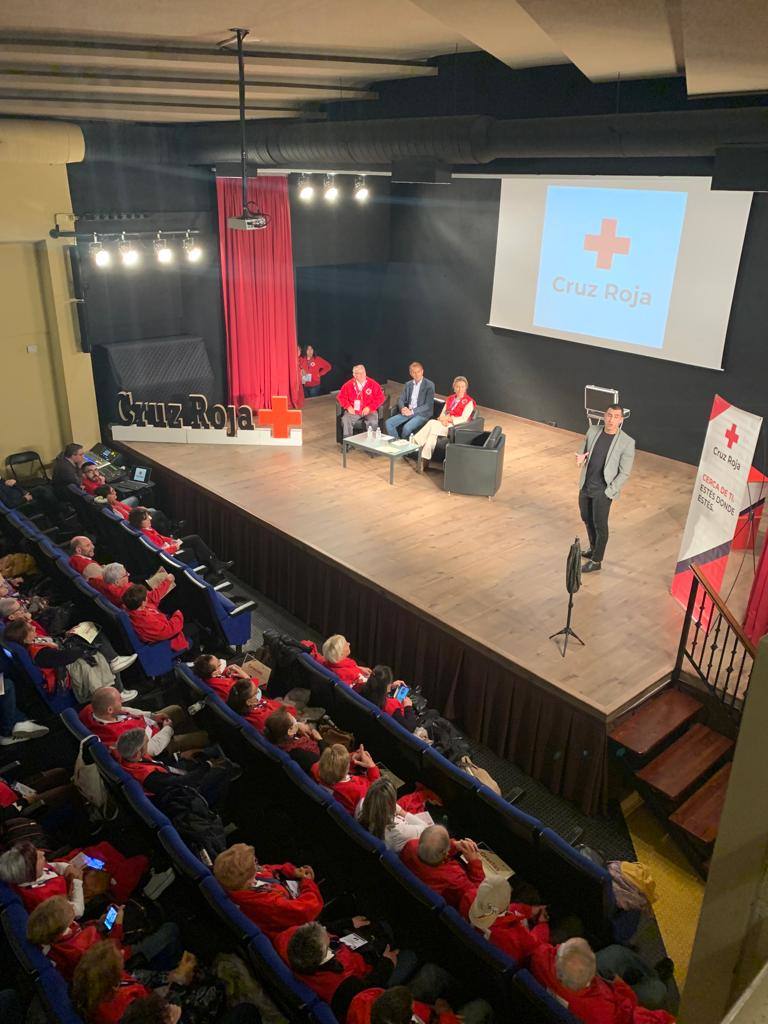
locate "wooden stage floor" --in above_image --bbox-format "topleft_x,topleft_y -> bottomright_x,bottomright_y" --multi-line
123,395 -> 698,725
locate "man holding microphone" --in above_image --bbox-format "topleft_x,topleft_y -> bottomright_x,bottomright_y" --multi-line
576,404 -> 635,574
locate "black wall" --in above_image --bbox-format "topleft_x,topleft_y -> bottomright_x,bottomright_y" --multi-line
294,177 -> 768,467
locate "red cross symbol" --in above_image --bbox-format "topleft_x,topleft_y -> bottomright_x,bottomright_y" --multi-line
584,218 -> 631,270
725,423 -> 740,449
257,396 -> 302,439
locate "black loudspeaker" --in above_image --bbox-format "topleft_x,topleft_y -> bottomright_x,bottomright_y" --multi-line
93,336 -> 216,416
712,147 -> 768,192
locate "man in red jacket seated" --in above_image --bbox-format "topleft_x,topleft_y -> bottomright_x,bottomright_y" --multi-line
82,463 -> 108,495
349,983 -> 491,1024
400,826 -> 484,912
275,919 -> 399,1021
26,894 -> 182,982
338,364 -> 385,438
69,535 -> 101,574
213,843 -> 323,941
92,563 -> 132,606
467,876 -> 549,963
122,580 -> 193,654
530,938 -> 676,1023
80,685 -> 209,755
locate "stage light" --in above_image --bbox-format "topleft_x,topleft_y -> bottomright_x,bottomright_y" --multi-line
353,176 -> 369,203
183,232 -> 203,262
298,174 -> 315,202
118,234 -> 140,267
323,174 -> 339,203
89,235 -> 111,268
154,233 -> 174,264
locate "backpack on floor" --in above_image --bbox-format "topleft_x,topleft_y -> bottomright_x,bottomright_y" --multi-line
417,710 -> 472,764
153,784 -> 227,860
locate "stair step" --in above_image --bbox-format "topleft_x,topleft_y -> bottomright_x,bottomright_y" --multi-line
609,689 -> 702,756
636,723 -> 734,802
670,762 -> 732,845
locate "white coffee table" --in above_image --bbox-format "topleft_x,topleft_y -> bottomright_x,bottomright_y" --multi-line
341,433 -> 421,485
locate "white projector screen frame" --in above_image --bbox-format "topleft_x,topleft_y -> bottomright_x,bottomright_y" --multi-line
488,176 -> 752,370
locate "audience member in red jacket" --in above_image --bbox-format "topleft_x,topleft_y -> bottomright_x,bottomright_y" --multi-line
400,827 -> 485,912
360,666 -> 419,732
91,562 -> 132,606
69,535 -> 101,574
0,839 -> 148,916
265,707 -> 322,771
214,843 -> 323,941
466,875 -> 549,963
72,941 -> 151,1024
348,986 -> 469,1024
530,939 -> 676,1024
313,743 -> 381,813
82,464 -> 108,495
127,507 -> 231,576
227,678 -> 294,733
80,685 -> 208,756
275,920 -> 397,1021
92,484 -> 133,519
299,344 -> 332,397
26,894 -> 128,980
318,634 -> 372,689
192,653 -> 254,700
122,578 -> 191,653
337,365 -> 386,438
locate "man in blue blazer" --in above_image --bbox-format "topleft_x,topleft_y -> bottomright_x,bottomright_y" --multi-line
385,362 -> 436,439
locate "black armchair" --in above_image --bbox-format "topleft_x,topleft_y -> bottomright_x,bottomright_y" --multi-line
443,426 -> 506,498
335,401 -> 389,443
423,400 -> 485,469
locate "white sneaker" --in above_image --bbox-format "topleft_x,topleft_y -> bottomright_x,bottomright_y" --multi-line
119,688 -> 139,702
0,721 -> 50,744
110,654 -> 138,673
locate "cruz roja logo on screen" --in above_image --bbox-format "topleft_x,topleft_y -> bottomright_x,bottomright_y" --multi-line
551,277 -> 652,308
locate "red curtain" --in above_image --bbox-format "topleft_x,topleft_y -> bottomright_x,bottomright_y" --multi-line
744,537 -> 768,644
216,176 -> 303,409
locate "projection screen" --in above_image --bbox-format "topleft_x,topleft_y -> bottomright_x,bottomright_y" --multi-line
488,176 -> 752,370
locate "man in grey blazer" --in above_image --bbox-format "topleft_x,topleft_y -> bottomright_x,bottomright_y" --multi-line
385,362 -> 436,439
576,404 -> 635,573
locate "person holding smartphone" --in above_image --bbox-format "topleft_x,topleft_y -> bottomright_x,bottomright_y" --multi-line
360,666 -> 418,732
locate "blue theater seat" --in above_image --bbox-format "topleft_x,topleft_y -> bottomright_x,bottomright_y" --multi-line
282,760 -> 334,806
370,711 -> 429,781
513,968 -> 581,1023
198,875 -> 261,943
535,828 -> 615,940
2,900 -> 53,977
1,640 -> 79,714
438,904 -> 518,974
94,595 -> 177,677
157,825 -> 211,881
326,801 -> 387,856
37,965 -> 85,1024
380,849 -> 446,912
421,745 -> 480,805
247,932 -> 323,1015
59,707 -> 95,744
122,778 -> 172,830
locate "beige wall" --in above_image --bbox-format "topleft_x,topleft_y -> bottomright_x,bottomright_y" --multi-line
0,131 -> 99,466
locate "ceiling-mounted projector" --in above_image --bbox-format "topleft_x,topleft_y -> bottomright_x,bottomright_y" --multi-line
227,213 -> 270,230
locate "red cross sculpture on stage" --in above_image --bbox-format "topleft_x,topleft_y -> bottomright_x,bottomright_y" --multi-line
584,218 -> 631,270
725,423 -> 740,449
257,396 -> 302,439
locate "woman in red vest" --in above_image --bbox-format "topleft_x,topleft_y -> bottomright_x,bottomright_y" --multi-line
126,508 -> 232,576
299,344 -> 332,397
72,940 -> 152,1024
412,376 -> 476,463
226,678 -> 293,733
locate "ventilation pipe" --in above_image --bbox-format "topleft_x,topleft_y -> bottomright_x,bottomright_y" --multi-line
0,120 -> 84,164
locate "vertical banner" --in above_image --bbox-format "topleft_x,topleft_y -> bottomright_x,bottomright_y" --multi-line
672,395 -> 762,618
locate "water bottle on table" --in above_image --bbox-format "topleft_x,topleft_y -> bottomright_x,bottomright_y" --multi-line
367,425 -> 373,441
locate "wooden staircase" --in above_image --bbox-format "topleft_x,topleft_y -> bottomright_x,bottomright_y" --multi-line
609,687 -> 734,875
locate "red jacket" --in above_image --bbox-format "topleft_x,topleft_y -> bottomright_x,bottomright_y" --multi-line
118,756 -> 170,787
348,988 -> 459,1024
91,974 -> 151,1024
82,474 -> 106,495
26,639 -> 62,694
140,525 -> 178,554
244,697 -> 295,734
311,763 -> 381,814
69,554 -> 94,574
478,904 -> 550,963
530,944 -> 675,1024
275,925 -> 372,1005
47,921 -> 127,981
400,840 -> 485,911
127,576 -> 188,651
317,655 -> 366,689
299,355 -> 332,387
227,863 -> 323,940
337,377 -> 385,415
110,500 -> 133,519
92,577 -> 130,607
80,705 -> 159,749
207,674 -> 236,699
18,843 -> 148,911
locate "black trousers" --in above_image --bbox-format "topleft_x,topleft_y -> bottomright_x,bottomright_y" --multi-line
578,488 -> 613,562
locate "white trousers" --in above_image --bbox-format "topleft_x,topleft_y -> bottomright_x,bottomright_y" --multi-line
413,419 -> 449,460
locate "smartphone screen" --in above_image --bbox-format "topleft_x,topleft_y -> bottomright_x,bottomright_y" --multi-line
103,905 -> 118,931
394,684 -> 410,702
83,855 -> 105,870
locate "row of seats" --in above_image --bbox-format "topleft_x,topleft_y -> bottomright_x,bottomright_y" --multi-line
275,650 -> 617,942
173,663 -> 580,1024
57,708 -> 339,1024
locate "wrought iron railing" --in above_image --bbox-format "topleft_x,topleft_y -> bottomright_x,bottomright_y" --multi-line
673,565 -> 756,714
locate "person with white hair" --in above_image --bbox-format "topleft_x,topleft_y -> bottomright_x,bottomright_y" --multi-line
531,937 -> 675,1022
93,562 -> 132,606
400,826 -> 485,912
115,727 -> 238,805
412,376 -> 476,464
79,686 -> 208,755
317,634 -> 371,689
337,364 -> 386,438
467,876 -> 549,962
